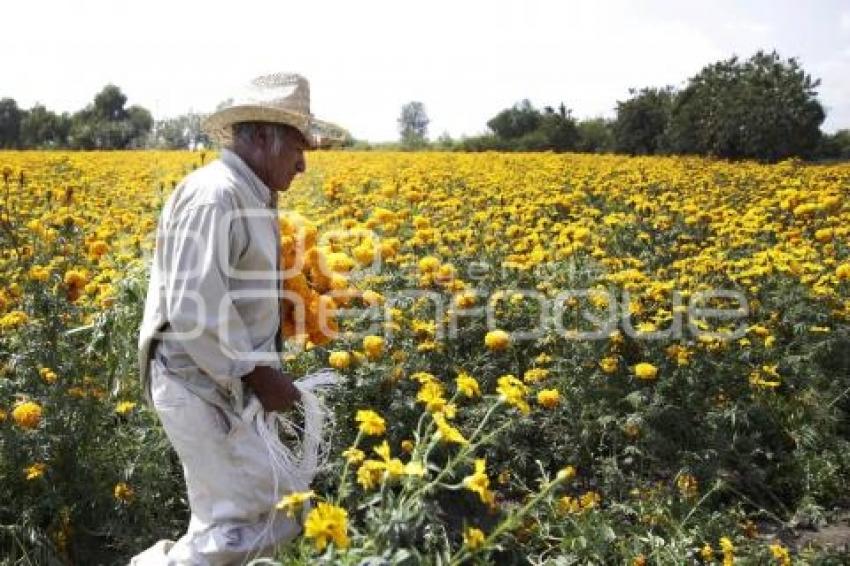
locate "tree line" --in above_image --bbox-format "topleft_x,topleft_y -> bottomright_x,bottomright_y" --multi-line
0,85 -> 215,150
0,85 -> 153,150
3,49 -> 849,161
394,50 -> 850,162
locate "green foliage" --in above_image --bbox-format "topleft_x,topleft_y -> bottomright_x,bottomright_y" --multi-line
20,105 -> 71,149
69,85 -> 153,150
487,100 -> 542,140
667,50 -> 825,162
816,130 -> 850,161
0,86 -> 153,150
398,102 -> 430,149
466,101 -> 579,152
613,87 -> 675,155
0,99 -> 23,149
150,112 -> 211,149
576,118 -> 615,153
0,267 -> 185,564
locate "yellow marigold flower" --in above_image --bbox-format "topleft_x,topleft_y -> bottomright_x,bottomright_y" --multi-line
355,409 -> 386,436
28,265 -> 51,282
353,245 -> 376,266
12,401 -> 43,429
557,465 -> 577,481
328,351 -> 352,370
677,473 -> 698,499
342,447 -> 365,465
496,374 -> 530,414
634,362 -> 659,381
455,372 -> 481,398
114,482 -> 135,503
454,290 -> 476,308
362,335 -> 385,360
632,555 -> 647,566
535,352 -> 552,365
0,310 -> 29,330
276,490 -> 315,517
580,490 -> 601,510
304,502 -> 349,551
410,371 -> 436,384
700,543 -> 714,561
88,240 -> 109,257
719,537 -> 734,564
463,526 -> 486,549
361,289 -> 384,305
401,439 -> 414,454
463,459 -> 495,505
372,439 -> 393,462
417,380 -> 447,413
749,369 -> 780,389
418,256 -> 441,273
433,412 -> 468,445
411,319 -> 436,339
356,459 -> 386,490
837,263 -> 850,281
769,543 -> 791,566
523,367 -> 549,384
557,495 -> 581,514
63,269 -> 88,288
115,401 -> 136,415
324,252 -> 354,274
25,462 -> 46,481
599,356 -> 618,374
39,367 -> 58,384
537,388 -> 560,409
484,329 -> 511,351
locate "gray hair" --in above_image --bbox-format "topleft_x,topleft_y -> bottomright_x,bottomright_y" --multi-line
230,122 -> 290,154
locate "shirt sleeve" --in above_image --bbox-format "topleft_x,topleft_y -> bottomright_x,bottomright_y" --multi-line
160,202 -> 257,388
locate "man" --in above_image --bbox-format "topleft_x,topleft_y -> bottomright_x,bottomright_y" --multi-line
133,73 -> 332,564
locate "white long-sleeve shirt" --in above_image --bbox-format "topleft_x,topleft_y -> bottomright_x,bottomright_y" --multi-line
138,149 -> 283,409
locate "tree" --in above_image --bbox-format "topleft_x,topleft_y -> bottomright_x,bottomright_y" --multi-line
151,112 -> 211,149
0,98 -> 23,149
667,50 -> 825,161
94,84 -> 128,121
398,101 -> 429,148
20,104 -> 70,148
576,118 -> 615,153
126,105 -> 153,148
68,85 -> 152,149
436,131 -> 454,150
536,104 -> 579,151
487,99 -> 541,140
613,87 -> 674,155
816,129 -> 850,160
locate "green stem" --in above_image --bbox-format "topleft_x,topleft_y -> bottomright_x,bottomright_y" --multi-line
335,430 -> 363,504
450,473 -> 567,564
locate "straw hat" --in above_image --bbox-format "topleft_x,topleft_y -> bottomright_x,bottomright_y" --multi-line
203,72 -> 347,149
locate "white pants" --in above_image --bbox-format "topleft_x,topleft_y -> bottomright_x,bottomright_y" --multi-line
130,360 -> 302,565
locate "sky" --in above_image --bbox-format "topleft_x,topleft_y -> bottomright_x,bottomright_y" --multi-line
2,0 -> 849,142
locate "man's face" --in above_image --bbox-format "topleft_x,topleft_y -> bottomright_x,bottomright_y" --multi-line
263,126 -> 307,191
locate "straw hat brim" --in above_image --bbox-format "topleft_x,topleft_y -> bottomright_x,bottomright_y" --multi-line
203,105 -> 318,149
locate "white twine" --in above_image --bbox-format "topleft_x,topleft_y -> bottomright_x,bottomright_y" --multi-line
241,368 -> 340,557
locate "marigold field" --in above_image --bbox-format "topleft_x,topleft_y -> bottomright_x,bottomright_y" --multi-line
1,150 -> 850,565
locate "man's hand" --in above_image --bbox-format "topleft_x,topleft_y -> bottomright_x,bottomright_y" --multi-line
242,366 -> 302,412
